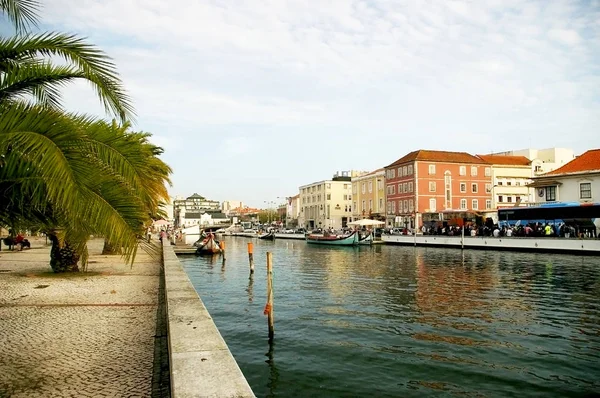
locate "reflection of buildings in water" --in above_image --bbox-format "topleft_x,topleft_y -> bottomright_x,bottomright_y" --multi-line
414,249 -> 500,331
311,246 -> 421,321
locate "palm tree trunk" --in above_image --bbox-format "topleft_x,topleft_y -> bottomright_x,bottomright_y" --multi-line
102,239 -> 122,255
48,234 -> 80,272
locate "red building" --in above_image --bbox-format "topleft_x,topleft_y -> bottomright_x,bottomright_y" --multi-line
384,150 -> 492,228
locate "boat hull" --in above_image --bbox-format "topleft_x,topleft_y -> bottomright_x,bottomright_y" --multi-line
306,231 -> 358,246
195,237 -> 222,255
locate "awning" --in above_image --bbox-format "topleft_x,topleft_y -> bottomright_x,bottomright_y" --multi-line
527,180 -> 563,188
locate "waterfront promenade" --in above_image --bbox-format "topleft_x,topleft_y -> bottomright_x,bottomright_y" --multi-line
0,238 -> 169,397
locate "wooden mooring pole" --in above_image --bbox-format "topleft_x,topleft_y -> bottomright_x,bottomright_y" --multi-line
220,241 -> 226,266
248,242 -> 254,276
265,251 -> 274,341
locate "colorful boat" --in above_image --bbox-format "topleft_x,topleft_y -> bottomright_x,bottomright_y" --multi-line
194,234 -> 222,255
306,231 -> 358,246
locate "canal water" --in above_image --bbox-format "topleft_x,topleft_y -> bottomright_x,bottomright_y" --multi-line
180,237 -> 600,397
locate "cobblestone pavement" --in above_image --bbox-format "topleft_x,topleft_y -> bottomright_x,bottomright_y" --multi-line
0,238 -> 168,398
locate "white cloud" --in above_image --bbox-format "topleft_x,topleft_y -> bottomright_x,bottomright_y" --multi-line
32,0 -> 600,206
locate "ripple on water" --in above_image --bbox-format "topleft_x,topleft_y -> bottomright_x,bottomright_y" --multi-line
181,239 -> 600,397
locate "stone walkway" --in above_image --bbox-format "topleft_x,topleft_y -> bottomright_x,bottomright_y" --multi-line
0,238 -> 169,398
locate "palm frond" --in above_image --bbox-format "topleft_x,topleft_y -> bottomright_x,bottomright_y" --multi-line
0,0 -> 39,33
0,33 -> 134,122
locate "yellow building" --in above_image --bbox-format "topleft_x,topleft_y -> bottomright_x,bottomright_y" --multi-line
351,168 -> 386,221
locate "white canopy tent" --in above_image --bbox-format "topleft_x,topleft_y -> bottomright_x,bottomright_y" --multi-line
347,219 -> 385,227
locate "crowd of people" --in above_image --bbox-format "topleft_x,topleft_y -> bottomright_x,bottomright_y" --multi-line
417,222 -> 597,239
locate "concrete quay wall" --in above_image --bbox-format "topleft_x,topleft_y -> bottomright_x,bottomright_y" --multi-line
383,235 -> 600,255
162,242 -> 255,397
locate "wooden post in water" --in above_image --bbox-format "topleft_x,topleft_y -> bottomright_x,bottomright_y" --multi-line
265,252 -> 274,341
220,241 -> 226,261
461,225 -> 465,250
247,242 -> 254,276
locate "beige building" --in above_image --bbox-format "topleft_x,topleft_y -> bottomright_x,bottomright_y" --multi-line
222,200 -> 243,216
298,171 -> 364,230
351,168 -> 386,221
477,155 -> 533,210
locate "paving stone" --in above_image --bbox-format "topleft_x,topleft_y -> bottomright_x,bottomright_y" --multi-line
0,238 -> 169,397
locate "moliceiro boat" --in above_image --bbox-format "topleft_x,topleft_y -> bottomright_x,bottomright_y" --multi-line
194,234 -> 222,255
258,231 -> 276,240
306,231 -> 359,246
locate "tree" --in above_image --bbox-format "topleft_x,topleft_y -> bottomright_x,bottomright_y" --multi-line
0,0 -> 171,271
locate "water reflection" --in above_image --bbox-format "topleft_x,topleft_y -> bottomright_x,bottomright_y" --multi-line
264,341 -> 278,398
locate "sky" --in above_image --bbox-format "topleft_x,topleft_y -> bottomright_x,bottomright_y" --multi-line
14,0 -> 600,208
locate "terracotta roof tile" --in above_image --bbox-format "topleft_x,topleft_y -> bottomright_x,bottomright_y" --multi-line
477,155 -> 531,166
544,149 -> 600,176
386,150 -> 488,168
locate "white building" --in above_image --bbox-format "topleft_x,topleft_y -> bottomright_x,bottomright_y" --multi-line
222,200 -> 243,216
477,155 -> 533,209
530,149 -> 600,205
491,147 -> 576,176
173,193 -> 222,228
298,171 -> 365,230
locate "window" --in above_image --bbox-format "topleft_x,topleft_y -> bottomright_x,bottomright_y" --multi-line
535,165 -> 542,173
369,199 -> 373,211
545,186 -> 556,201
485,167 -> 491,176
387,201 -> 391,214
472,183 -> 478,193
460,199 -> 467,209
471,166 -> 477,176
486,200 -> 491,209
391,201 -> 396,213
398,167 -> 403,177
390,170 -> 395,178
507,181 -> 512,186
516,181 -> 521,186
343,194 -> 348,200
485,183 -> 492,193
352,184 -> 357,194
429,198 -> 436,212
459,166 -> 466,176
379,198 -> 383,210
409,199 -> 414,212
398,183 -> 403,193
580,183 -> 592,199
377,179 -> 383,190
429,181 -> 436,192
327,183 -> 331,189
408,165 -> 413,175
317,194 -> 321,201
353,201 -> 357,212
498,195 -> 503,203
408,182 -> 413,192
317,185 -> 321,191
472,199 -> 478,210
361,200 -> 365,211
460,183 -> 466,193
497,181 -> 503,186
403,166 -> 408,176
327,194 -> 331,200
429,164 -> 436,174
403,200 -> 408,212
368,181 -> 373,193
507,197 -> 512,203
362,183 -> 366,194
343,184 -> 348,189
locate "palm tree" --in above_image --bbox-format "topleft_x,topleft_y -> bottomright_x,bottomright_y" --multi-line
1,0 -> 172,272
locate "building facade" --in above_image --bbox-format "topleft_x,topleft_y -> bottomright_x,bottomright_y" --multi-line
491,147 -> 575,176
351,168 -> 386,221
477,155 -> 532,210
530,149 -> 600,205
384,150 -> 492,228
173,193 -> 221,228
298,171 -> 358,230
